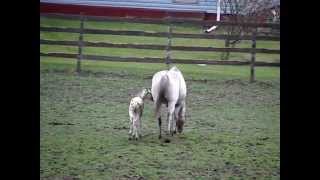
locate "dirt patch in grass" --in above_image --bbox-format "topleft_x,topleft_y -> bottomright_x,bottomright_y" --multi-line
48,122 -> 75,126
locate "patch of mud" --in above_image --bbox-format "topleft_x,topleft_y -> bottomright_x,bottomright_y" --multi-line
258,136 -> 270,141
41,69 -> 75,75
175,151 -> 193,161
222,161 -> 244,176
186,79 -> 208,83
113,126 -> 129,130
77,70 -> 133,79
41,176 -> 80,180
121,175 -> 146,180
48,122 -> 75,126
225,79 -> 248,86
255,81 -> 275,88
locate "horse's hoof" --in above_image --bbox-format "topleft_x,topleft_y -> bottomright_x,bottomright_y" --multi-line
128,137 -> 132,141
173,130 -> 177,134
158,135 -> 162,139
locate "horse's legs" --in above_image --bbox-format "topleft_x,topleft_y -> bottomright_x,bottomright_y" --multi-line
167,102 -> 176,136
158,117 -> 162,139
155,102 -> 162,139
173,105 -> 182,134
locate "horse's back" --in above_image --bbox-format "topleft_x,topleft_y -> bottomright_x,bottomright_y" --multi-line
152,70 -> 168,85
151,67 -> 186,103
167,67 -> 187,100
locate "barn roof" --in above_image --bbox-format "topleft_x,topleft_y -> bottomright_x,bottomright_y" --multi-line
40,0 -> 218,13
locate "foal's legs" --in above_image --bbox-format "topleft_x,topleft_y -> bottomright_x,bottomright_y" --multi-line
133,119 -> 139,140
128,115 -> 133,140
139,111 -> 143,138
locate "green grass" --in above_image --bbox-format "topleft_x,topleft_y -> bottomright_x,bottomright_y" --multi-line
40,57 -> 279,180
84,34 -> 168,45
40,57 -> 279,81
40,16 -> 280,180
41,17 -> 81,28
40,17 -> 280,63
85,21 -> 167,32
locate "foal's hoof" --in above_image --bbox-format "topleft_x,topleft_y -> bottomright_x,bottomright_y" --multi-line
128,137 -> 132,141
173,130 -> 177,134
158,135 -> 162,139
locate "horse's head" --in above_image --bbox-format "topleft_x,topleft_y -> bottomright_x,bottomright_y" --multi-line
176,104 -> 186,133
176,119 -> 184,133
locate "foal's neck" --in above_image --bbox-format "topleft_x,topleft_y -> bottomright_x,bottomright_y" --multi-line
137,90 -> 148,100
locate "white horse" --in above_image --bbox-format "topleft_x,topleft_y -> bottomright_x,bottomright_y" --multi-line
151,66 -> 187,139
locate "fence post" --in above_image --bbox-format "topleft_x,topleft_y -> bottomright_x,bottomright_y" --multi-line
222,38 -> 230,60
250,29 -> 257,83
76,14 -> 84,73
165,23 -> 172,69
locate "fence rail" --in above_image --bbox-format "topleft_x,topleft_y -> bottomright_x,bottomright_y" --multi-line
40,14 -> 280,82
40,27 -> 280,41
40,39 -> 280,54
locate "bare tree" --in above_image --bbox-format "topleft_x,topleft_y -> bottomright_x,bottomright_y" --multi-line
206,0 -> 280,60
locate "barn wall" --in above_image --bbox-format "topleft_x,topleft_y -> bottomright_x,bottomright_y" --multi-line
40,0 -> 217,13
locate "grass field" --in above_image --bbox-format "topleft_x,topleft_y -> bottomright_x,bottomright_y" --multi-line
40,56 -> 280,179
40,17 -> 280,63
40,16 -> 280,180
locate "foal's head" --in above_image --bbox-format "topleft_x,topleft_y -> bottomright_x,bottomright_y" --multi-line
140,88 -> 152,101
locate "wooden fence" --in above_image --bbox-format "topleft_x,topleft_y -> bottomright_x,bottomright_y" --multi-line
40,13 -> 280,82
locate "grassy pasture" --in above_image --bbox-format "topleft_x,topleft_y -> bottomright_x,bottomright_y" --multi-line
40,56 -> 279,180
40,16 -> 280,180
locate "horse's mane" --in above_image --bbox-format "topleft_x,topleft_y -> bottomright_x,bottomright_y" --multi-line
169,66 -> 180,72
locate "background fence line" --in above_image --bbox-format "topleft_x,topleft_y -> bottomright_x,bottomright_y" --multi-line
40,14 -> 280,82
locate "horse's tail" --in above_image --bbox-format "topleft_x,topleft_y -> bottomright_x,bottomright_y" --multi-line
160,74 -> 169,92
